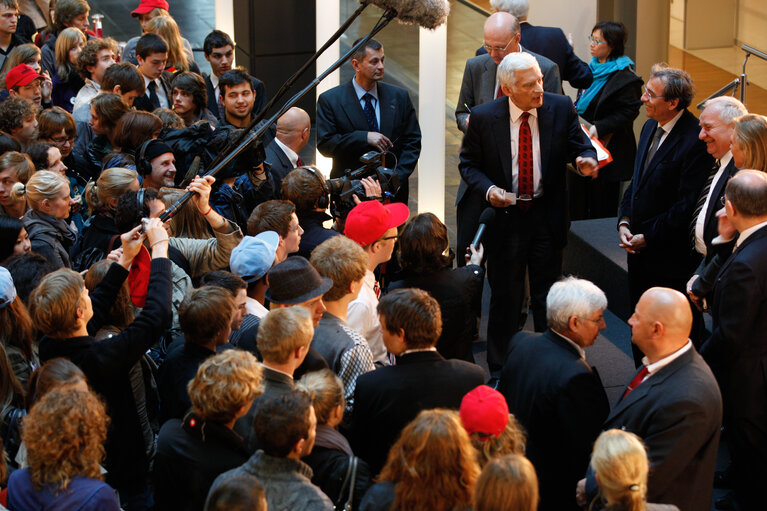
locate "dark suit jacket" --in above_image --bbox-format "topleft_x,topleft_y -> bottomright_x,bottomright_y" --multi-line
458,92 -> 596,248
498,330 -> 608,511
316,80 -> 421,202
619,109 -> 715,287
697,158 -> 738,263
133,72 -> 173,112
520,22 -> 593,90
204,73 -> 267,120
703,224 -> 767,416
581,67 -> 643,182
264,139 -> 294,195
349,350 -> 484,475
589,347 -> 722,511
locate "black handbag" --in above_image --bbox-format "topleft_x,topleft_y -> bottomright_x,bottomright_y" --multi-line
335,455 -> 358,511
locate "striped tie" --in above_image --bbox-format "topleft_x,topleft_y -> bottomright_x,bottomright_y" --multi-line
689,160 -> 721,249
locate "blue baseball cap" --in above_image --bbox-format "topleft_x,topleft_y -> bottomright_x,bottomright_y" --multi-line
230,231 -> 279,283
0,267 -> 16,308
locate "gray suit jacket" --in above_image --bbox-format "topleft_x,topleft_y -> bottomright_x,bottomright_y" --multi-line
455,48 -> 561,134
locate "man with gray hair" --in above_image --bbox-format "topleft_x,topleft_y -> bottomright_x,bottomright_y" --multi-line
455,11 -> 562,269
487,0 -> 592,90
687,97 -> 747,309
702,169 -> 767,509
459,51 -> 597,375
499,276 -> 609,511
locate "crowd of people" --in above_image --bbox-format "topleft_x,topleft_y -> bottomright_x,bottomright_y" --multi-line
0,0 -> 764,510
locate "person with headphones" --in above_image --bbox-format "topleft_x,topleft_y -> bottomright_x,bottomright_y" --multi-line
136,139 -> 176,189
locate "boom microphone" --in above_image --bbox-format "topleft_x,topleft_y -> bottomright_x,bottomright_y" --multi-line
471,207 -> 496,249
364,0 -> 450,29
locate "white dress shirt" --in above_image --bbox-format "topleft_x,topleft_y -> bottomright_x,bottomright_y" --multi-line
508,98 -> 542,196
640,340 -> 692,382
274,138 -> 299,168
694,152 -> 732,255
143,75 -> 169,108
352,78 -> 380,130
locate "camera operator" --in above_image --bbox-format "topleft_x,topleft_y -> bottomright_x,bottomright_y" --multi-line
282,166 -> 381,260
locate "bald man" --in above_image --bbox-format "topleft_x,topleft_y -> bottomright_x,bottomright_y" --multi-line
702,170 -> 767,509
265,107 -> 311,192
454,11 -> 561,268
580,287 -> 722,511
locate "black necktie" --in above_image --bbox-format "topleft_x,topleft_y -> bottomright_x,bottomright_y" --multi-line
148,80 -> 160,109
643,125 -> 664,173
362,93 -> 378,132
689,160 -> 721,249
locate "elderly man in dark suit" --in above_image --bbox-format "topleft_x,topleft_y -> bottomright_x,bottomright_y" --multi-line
499,277 -> 609,511
458,51 -> 597,374
456,11 -> 563,265
702,170 -> 767,510
478,0 -> 592,90
579,287 -> 722,511
316,38 -> 421,204
686,97 -> 747,309
349,288 -> 484,475
618,66 -> 714,363
264,107 -> 311,194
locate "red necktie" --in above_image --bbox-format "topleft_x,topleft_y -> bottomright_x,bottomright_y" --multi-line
296,157 -> 303,167
622,365 -> 649,399
496,86 -> 504,99
517,112 -> 534,212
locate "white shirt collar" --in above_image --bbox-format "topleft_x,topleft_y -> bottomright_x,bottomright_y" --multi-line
551,329 -> 586,360
658,109 -> 684,132
508,98 -> 538,122
274,138 -> 299,167
737,219 -> 767,247
400,347 -> 438,356
352,77 -> 378,101
642,340 -> 692,377
210,73 -> 219,88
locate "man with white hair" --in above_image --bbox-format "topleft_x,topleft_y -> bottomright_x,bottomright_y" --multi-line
488,0 -> 592,90
459,51 -> 598,376
686,97 -> 747,308
455,11 -> 562,267
498,277 -> 609,511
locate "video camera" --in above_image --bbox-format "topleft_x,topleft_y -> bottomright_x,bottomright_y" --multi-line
327,151 -> 400,219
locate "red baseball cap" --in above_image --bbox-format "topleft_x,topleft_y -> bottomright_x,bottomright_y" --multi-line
5,64 -> 44,91
131,0 -> 170,17
344,200 -> 409,247
459,385 -> 509,440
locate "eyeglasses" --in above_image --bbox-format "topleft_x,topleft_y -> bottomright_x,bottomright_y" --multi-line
483,38 -> 514,53
50,135 -> 75,145
642,86 -> 663,100
588,35 -> 607,46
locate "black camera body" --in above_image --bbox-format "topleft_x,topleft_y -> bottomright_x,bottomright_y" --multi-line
326,151 -> 400,219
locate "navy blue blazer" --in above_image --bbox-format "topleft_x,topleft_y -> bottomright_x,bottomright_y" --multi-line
520,22 -> 593,90
458,92 -> 596,248
619,109 -> 715,280
316,81 -> 421,183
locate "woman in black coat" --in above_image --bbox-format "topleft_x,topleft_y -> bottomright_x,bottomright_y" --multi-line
389,213 -> 484,362
299,370 -> 372,510
572,21 -> 643,220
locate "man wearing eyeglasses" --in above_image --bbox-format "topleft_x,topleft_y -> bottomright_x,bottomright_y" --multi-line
617,66 -> 714,366
454,12 -> 561,268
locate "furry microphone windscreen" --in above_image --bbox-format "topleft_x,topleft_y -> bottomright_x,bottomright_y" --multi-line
363,0 -> 450,30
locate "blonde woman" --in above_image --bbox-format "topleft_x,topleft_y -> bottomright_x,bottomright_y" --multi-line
143,15 -> 200,74
731,113 -> 767,171
14,170 -> 77,269
52,27 -> 86,112
589,429 -> 679,511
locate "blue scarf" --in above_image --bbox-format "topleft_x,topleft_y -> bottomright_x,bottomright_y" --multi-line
576,55 -> 634,114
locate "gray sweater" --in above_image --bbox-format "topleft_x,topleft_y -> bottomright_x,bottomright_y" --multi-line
209,450 -> 333,511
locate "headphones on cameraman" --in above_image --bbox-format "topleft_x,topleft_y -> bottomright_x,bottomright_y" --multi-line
300,166 -> 330,210
136,140 -> 153,178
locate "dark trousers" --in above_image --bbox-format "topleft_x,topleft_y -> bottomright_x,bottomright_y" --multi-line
567,171 -> 622,220
486,202 -> 562,372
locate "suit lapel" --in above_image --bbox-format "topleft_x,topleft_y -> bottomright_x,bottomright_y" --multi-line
704,160 -> 736,229
491,99 -> 513,188
379,84 -> 394,137
717,224 -> 767,277
634,121 -> 655,185
481,57 -> 498,104
342,81 -> 371,132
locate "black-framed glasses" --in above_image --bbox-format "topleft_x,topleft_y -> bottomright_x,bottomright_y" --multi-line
483,38 -> 513,53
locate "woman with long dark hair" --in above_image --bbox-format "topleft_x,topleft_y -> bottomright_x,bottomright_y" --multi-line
0,217 -> 31,262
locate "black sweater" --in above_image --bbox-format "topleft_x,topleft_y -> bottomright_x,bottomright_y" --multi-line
39,258 -> 173,493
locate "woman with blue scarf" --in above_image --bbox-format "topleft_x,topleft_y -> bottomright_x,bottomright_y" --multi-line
571,21 -> 643,220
